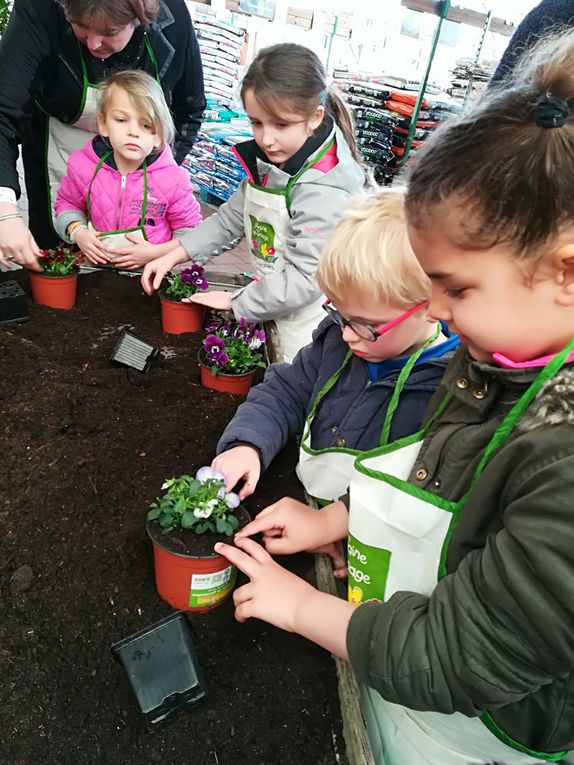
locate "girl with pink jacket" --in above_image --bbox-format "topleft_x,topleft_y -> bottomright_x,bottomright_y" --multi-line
54,69 -> 201,269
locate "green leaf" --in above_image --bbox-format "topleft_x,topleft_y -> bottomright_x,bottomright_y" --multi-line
227,514 -> 240,530
215,517 -> 228,534
159,513 -> 174,529
174,497 -> 186,514
195,522 -> 208,534
147,507 -> 161,521
181,511 -> 196,529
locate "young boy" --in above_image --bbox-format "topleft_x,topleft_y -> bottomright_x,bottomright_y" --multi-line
212,189 -> 459,517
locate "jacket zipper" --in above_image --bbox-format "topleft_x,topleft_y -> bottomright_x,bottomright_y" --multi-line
116,175 -> 127,230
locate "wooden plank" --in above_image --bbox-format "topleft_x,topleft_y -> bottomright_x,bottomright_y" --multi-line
401,0 -> 515,37
315,553 -> 376,765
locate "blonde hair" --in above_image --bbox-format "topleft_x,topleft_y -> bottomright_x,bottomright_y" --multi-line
97,70 -> 175,149
317,188 -> 430,307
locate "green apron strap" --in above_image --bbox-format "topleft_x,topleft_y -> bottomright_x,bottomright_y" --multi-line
139,162 -> 149,226
285,137 -> 335,213
301,349 -> 353,443
71,39 -> 90,124
379,324 -> 442,447
144,34 -> 161,84
86,151 -> 112,224
467,335 -> 574,492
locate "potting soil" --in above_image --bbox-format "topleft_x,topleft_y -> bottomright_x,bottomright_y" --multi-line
0,268 -> 347,765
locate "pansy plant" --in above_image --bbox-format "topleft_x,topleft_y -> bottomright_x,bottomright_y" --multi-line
38,245 -> 79,275
203,316 -> 266,376
165,264 -> 209,300
147,466 -> 241,536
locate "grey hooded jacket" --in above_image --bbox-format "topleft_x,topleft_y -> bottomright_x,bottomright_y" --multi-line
179,121 -> 365,321
347,346 -> 574,755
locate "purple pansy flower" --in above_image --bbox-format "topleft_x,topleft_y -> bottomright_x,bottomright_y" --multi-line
225,492 -> 240,509
214,352 -> 229,368
196,466 -> 215,482
204,334 -> 226,359
180,268 -> 194,285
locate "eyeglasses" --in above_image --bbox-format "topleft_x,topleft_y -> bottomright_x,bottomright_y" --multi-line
322,299 -> 430,342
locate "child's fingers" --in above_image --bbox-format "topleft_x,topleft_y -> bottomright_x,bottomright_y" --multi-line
233,535 -> 273,563
234,512 -> 282,539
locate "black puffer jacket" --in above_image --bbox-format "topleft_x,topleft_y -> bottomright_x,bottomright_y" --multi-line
0,0 -> 205,246
490,0 -> 574,84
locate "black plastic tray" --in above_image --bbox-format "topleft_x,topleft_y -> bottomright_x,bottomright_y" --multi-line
0,279 -> 30,324
111,611 -> 206,723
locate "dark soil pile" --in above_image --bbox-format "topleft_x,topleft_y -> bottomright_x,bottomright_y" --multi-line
0,269 -> 346,765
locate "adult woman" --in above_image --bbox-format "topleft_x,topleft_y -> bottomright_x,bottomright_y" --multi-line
0,0 -> 205,268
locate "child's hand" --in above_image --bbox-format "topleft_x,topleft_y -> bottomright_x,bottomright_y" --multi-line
309,541 -> 348,579
215,537 -> 316,631
141,247 -> 187,295
74,228 -> 112,264
211,446 -> 261,499
235,497 -> 348,556
183,290 -> 232,311
110,235 -> 164,270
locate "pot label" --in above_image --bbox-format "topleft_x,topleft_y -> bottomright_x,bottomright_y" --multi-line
189,565 -> 236,608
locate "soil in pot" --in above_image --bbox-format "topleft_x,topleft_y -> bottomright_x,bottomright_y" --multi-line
147,507 -> 250,612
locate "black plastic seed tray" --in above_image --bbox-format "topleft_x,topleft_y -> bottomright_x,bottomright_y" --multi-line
111,611 -> 206,724
0,279 -> 30,324
110,328 -> 159,373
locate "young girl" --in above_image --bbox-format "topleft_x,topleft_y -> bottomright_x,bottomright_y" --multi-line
54,69 -> 202,269
140,43 -> 366,362
215,30 -> 574,765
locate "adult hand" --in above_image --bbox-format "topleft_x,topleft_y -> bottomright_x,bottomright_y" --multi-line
74,228 -> 112,265
110,233 -> 164,270
0,206 -> 41,271
211,445 -> 261,499
141,246 -> 187,295
235,497 -> 349,556
215,536 -> 316,631
184,290 -> 232,311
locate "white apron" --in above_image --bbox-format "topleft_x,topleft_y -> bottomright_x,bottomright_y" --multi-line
297,327 -> 441,504
347,338 -> 574,765
44,36 -> 158,234
243,144 -> 333,363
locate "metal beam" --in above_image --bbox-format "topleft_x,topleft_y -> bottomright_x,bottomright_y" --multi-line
401,0 -> 515,37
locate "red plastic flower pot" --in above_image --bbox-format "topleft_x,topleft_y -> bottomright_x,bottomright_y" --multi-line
198,352 -> 255,395
159,293 -> 205,334
29,270 -> 78,310
147,523 -> 237,613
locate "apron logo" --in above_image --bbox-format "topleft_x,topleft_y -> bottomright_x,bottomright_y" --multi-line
347,536 -> 392,605
249,215 -> 277,262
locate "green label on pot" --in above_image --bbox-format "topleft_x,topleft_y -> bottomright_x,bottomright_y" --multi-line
189,565 -> 236,608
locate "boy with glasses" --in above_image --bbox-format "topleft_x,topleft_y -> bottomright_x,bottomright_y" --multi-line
212,190 -> 458,531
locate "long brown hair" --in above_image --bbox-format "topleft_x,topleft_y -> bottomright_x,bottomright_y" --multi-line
406,28 -> 574,259
60,0 -> 159,28
240,43 -> 362,166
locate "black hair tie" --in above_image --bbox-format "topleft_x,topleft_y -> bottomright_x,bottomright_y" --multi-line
533,92 -> 571,129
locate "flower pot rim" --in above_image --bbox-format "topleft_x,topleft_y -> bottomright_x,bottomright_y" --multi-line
146,512 -> 248,559
159,289 -> 202,304
31,266 -> 80,278
197,347 -> 256,380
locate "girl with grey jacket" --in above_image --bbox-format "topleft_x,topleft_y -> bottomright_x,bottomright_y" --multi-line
140,43 -> 366,361
217,30 -> 574,765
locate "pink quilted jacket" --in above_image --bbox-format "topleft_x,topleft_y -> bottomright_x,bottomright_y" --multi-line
55,138 -> 202,243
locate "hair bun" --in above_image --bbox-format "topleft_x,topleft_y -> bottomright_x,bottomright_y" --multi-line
534,92 -> 571,128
